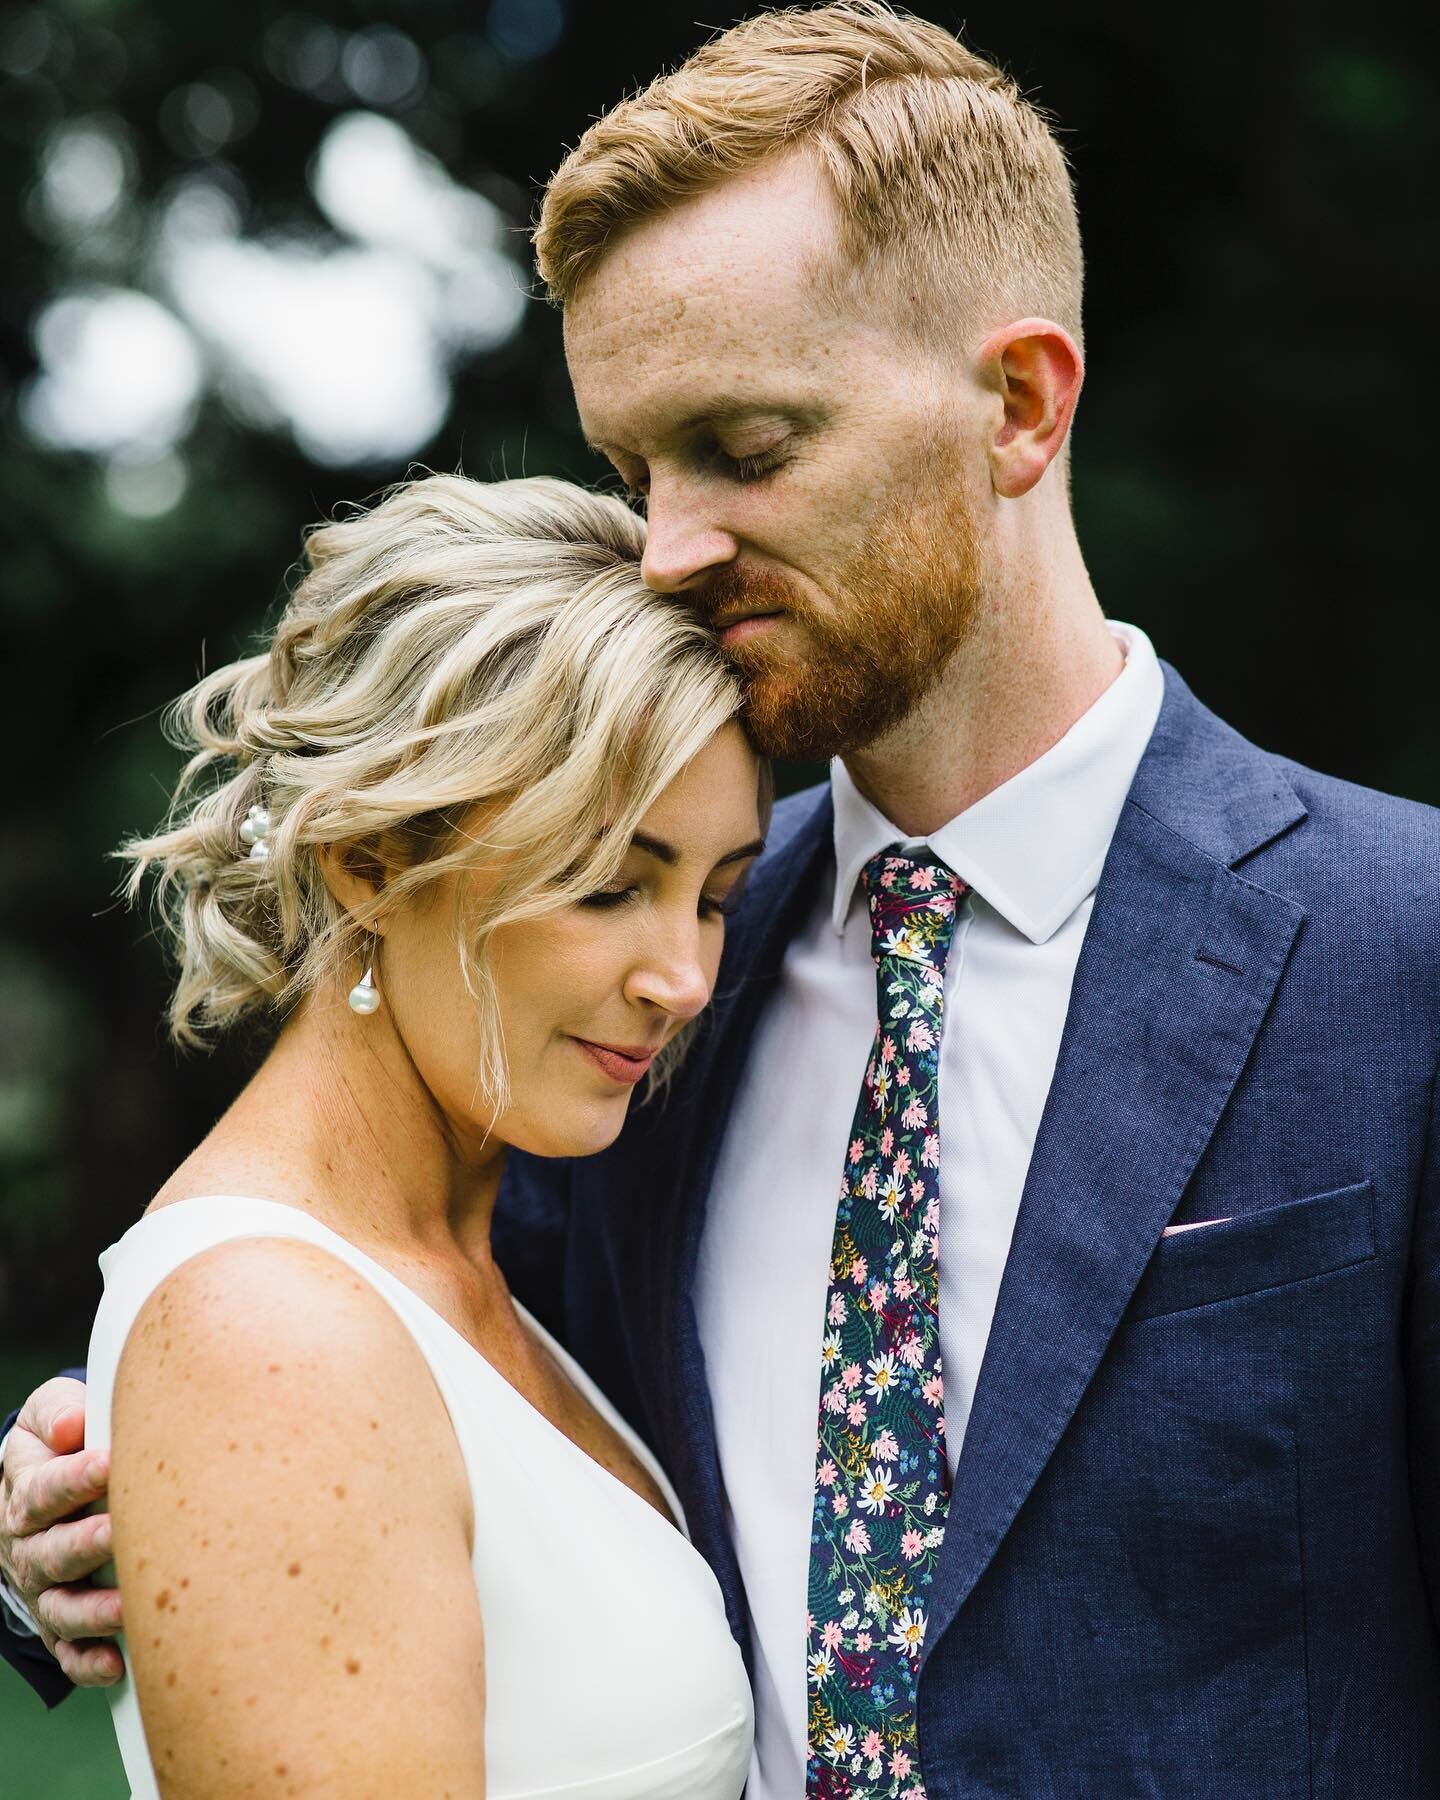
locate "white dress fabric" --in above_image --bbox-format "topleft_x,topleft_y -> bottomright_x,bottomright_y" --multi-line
85,1195 -> 753,1799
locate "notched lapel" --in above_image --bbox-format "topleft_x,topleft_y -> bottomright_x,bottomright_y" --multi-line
924,681 -> 1307,1658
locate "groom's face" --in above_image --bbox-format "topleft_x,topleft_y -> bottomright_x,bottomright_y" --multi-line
564,153 -> 986,760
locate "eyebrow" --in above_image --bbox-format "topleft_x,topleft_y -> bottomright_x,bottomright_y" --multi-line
631,831 -> 767,869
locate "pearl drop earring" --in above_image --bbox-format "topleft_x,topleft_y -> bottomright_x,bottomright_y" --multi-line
348,938 -> 381,1016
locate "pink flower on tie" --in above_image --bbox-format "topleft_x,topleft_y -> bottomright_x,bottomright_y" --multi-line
863,1730 -> 884,1760
869,1280 -> 889,1309
894,1149 -> 912,1179
833,1493 -> 849,1516
924,1196 -> 940,1231
849,1137 -> 865,1165
921,1133 -> 940,1168
829,1293 -> 848,1325
850,1255 -> 868,1285
842,1362 -> 863,1390
901,1096 -> 928,1130
847,1400 -> 868,1426
817,1459 -> 838,1487
845,1520 -> 872,1554
894,1272 -> 914,1300
861,1166 -> 879,1200
880,1126 -> 894,1156
898,1333 -> 925,1369
923,1373 -> 944,1407
901,1529 -> 925,1561
890,1749 -> 913,1779
872,1429 -> 900,1462
911,1178 -> 927,1207
856,1631 -> 873,1652
906,1018 -> 935,1054
824,1383 -> 847,1414
821,1619 -> 844,1651
910,865 -> 937,891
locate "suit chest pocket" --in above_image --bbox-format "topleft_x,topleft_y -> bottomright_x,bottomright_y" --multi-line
1128,1179 -> 1376,1322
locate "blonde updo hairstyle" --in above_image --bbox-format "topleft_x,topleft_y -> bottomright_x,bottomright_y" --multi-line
122,474 -> 748,1108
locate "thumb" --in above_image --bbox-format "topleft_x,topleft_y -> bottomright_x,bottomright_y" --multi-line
15,1377 -> 89,1457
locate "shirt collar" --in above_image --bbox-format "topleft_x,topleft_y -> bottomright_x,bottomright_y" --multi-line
830,621 -> 1165,945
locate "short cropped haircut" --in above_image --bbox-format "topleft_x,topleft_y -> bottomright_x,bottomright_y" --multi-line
534,0 -> 1083,346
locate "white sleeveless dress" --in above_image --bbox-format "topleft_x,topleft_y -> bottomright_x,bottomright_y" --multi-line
84,1195 -> 753,1799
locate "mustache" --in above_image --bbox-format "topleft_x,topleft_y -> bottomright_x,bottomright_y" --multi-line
690,564 -> 806,630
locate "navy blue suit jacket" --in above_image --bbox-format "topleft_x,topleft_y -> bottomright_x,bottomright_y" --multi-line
493,666 -> 1440,1794
8,668 -> 1440,1789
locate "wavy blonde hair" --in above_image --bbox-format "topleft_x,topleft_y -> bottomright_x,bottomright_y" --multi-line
534,0 -> 1081,348
122,474 -> 746,1107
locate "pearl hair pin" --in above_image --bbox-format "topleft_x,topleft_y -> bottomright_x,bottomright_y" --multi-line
239,803 -> 272,862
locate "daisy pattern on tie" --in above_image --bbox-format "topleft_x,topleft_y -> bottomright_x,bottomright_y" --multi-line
807,847 -> 967,1799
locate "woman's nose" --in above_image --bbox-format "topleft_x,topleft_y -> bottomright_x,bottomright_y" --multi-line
625,922 -> 713,1022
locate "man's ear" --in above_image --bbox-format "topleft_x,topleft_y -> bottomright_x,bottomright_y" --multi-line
974,318 -> 1084,500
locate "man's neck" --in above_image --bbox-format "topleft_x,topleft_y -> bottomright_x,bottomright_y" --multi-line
842,576 -> 1124,838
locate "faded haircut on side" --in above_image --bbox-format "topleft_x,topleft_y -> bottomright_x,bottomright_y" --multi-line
534,0 -> 1083,350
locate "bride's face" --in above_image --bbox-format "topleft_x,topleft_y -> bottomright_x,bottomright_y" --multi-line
378,722 -> 765,1162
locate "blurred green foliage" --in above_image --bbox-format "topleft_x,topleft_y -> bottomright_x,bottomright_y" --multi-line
0,0 -> 1435,1382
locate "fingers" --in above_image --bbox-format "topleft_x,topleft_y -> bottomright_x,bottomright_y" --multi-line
16,1511 -> 114,1591
52,1636 -> 125,1689
4,1446 -> 109,1537
13,1377 -> 88,1455
34,1581 -> 123,1644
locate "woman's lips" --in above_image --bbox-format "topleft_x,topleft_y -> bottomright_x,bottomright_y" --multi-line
572,1037 -> 656,1086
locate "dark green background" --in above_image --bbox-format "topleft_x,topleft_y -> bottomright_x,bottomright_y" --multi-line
0,0 -> 1434,1781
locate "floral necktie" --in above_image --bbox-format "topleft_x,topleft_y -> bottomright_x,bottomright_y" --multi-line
806,847 -> 966,1799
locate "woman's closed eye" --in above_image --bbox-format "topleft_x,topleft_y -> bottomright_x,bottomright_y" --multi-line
699,883 -> 747,921
577,883 -> 641,910
578,882 -> 745,919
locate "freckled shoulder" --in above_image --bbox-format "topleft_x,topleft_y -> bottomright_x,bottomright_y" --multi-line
116,1235 -> 450,1434
108,1235 -> 486,1792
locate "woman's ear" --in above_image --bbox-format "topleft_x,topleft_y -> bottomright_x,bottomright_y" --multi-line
973,317 -> 1084,500
317,843 -> 386,932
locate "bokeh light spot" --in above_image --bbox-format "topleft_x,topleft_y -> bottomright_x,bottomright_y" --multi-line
488,0 -> 564,62
22,288 -> 202,454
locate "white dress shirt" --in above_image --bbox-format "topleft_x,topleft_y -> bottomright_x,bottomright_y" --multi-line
694,622 -> 1165,1799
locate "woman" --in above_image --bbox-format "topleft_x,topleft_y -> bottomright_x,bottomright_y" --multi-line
85,473 -> 763,1795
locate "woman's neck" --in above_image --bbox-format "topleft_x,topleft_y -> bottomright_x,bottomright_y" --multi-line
162,992 -> 509,1273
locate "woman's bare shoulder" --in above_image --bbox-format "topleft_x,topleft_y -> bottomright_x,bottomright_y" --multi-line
109,1239 -> 485,1790
113,1235 -> 466,1504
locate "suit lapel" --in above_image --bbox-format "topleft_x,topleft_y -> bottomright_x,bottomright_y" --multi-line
923,673 -> 1309,1656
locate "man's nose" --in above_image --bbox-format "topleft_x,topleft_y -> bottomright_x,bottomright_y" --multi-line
641,482 -> 738,594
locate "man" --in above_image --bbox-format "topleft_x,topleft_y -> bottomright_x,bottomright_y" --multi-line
4,3 -> 1439,1792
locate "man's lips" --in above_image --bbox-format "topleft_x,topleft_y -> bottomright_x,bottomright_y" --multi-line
571,1037 -> 657,1086
715,611 -> 783,646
